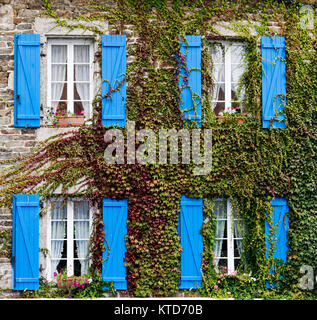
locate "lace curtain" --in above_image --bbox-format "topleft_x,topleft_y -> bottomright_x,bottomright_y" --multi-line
51,201 -> 66,277
213,199 -> 226,265
51,45 -> 67,110
74,45 -> 90,115
74,201 -> 90,275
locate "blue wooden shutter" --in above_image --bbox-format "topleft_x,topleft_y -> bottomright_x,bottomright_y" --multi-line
102,198 -> 127,289
12,194 -> 39,290
101,35 -> 126,127
178,35 -> 202,127
14,34 -> 40,127
179,195 -> 203,289
265,197 -> 289,288
261,36 -> 286,128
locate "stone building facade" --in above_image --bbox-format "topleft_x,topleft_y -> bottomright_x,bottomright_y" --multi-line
0,0 -> 296,297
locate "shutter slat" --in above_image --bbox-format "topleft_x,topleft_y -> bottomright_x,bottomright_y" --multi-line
265,197 -> 289,288
12,194 -> 39,290
102,198 -> 127,290
178,35 -> 202,127
261,36 -> 286,128
14,34 -> 40,127
179,195 -> 203,289
101,35 -> 126,127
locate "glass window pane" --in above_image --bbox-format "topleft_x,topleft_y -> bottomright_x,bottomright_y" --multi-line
52,64 -> 67,81
51,83 -> 67,101
234,239 -> 243,257
74,64 -> 90,81
74,221 -> 90,239
51,201 -> 67,220
234,258 -> 241,270
74,240 -> 89,259
231,83 -> 245,101
210,44 -> 225,64
74,83 -> 89,102
218,258 -> 227,268
74,201 -> 89,219
213,199 -> 227,219
213,64 -> 225,82
211,83 -> 225,101
230,45 -> 245,65
51,45 -> 67,63
74,259 -> 89,276
51,240 -> 66,258
233,220 -> 245,238
74,45 -> 90,63
212,102 -> 225,115
231,64 -> 244,83
51,221 -> 66,239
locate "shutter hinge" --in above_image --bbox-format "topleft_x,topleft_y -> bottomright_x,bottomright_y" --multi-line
12,256 -> 15,265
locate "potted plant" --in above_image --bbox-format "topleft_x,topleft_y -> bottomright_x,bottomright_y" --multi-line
55,269 -> 73,289
48,103 -> 85,127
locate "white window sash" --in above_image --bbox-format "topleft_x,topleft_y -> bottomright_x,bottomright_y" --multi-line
47,38 -> 94,120
210,41 -> 245,114
46,199 -> 92,281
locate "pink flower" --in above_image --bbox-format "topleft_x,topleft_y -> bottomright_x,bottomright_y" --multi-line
213,259 -> 217,265
53,272 -> 57,277
243,113 -> 247,116
55,112 -> 59,116
81,111 -> 85,115
235,106 -> 241,110
218,280 -> 221,283
62,110 -> 65,115
53,123 -> 56,127
214,285 -> 218,290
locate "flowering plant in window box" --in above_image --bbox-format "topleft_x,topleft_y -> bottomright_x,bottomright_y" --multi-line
47,103 -> 85,127
217,107 -> 248,125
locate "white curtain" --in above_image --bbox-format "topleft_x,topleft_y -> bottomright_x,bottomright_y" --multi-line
210,44 -> 225,102
230,44 -> 245,101
51,45 -> 67,109
74,201 -> 90,275
214,199 -> 227,265
51,201 -> 66,277
234,220 -> 245,257
74,45 -> 90,116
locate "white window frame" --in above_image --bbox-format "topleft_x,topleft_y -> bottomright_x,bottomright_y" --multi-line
46,199 -> 93,281
214,198 -> 244,274
209,41 -> 246,114
47,38 -> 94,120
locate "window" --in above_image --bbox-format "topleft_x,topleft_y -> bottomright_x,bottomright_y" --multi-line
213,198 -> 245,273
48,199 -> 91,279
209,41 -> 246,115
47,38 -> 94,120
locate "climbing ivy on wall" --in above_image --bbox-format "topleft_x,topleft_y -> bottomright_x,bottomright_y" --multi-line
0,0 -> 316,298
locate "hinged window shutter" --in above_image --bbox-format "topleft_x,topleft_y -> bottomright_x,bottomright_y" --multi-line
265,197 -> 289,288
178,35 -> 202,127
261,36 -> 286,128
101,35 -> 126,127
12,194 -> 39,290
102,198 -> 127,290
179,195 -> 203,289
14,34 -> 40,128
